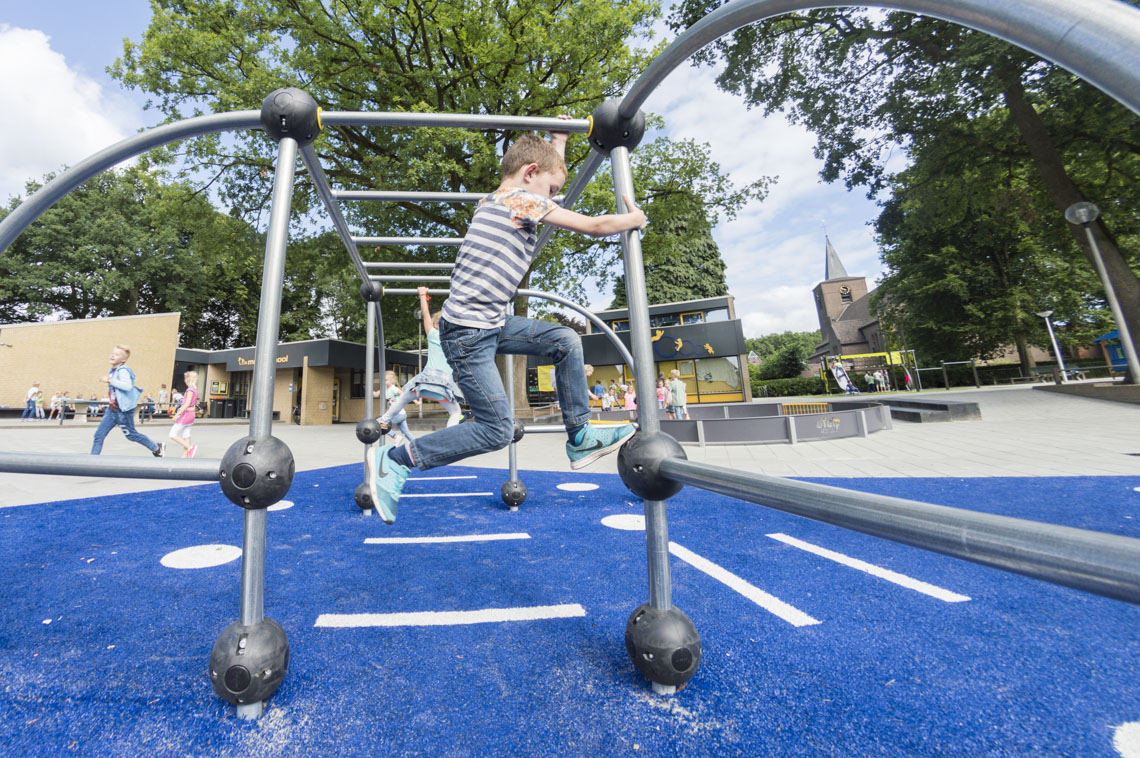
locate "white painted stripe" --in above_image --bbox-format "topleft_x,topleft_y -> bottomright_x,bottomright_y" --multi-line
667,542 -> 820,627
409,476 -> 478,481
315,604 -> 585,628
398,492 -> 493,498
364,532 -> 530,544
767,533 -> 971,603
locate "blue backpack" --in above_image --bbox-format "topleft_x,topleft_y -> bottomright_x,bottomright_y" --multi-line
114,366 -> 144,412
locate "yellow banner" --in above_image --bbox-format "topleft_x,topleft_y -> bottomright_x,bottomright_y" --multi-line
537,365 -> 556,392
828,351 -> 906,364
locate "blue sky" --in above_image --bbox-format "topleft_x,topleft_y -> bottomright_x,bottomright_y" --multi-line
0,3 -> 892,337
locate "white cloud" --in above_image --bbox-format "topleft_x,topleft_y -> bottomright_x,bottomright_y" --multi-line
0,25 -> 141,202
630,56 -> 899,338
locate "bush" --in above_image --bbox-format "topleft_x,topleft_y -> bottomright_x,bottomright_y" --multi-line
752,376 -> 827,398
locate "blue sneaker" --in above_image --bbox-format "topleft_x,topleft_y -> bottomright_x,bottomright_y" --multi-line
366,443 -> 409,524
566,423 -> 635,470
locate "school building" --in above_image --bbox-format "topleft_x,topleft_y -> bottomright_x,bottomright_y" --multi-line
0,297 -> 751,423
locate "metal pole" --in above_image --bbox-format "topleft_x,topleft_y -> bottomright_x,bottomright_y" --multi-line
617,0 -> 1140,121
0,451 -> 220,479
298,146 -> 371,287
1080,225 -> 1140,382
658,457 -> 1140,606
1040,314 -> 1069,382
320,112 -> 591,133
912,351 -> 923,391
941,362 -> 949,391
236,135 -> 298,720
365,301 -> 376,420
365,262 -> 456,271
971,359 -> 980,388
335,190 -> 486,203
353,237 -> 464,246
506,354 -> 519,487
610,146 -> 672,616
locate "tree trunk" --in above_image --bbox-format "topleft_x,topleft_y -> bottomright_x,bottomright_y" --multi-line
1014,332 -> 1035,376
1001,73 -> 1139,383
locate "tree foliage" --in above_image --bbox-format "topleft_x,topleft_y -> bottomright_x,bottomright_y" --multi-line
669,2 -> 1140,378
745,330 -> 820,379
109,0 -> 768,348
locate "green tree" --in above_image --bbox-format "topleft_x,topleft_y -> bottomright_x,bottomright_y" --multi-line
873,115 -> 1113,371
669,3 -> 1140,380
745,330 -> 820,379
112,0 -> 768,350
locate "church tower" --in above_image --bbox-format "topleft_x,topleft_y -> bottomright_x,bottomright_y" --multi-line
809,235 -> 875,362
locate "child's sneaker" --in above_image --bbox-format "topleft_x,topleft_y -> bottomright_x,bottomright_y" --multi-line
152,443 -> 166,458
566,423 -> 635,470
365,444 -> 409,524
186,445 -> 197,459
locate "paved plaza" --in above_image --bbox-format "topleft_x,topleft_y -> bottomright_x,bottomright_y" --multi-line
1,384 -> 1137,509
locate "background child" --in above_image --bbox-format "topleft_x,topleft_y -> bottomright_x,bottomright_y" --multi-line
90,344 -> 164,457
656,378 -> 668,411
379,287 -> 463,433
668,369 -> 690,421
623,380 -> 637,411
374,370 -> 415,443
367,121 -> 646,524
167,370 -> 199,458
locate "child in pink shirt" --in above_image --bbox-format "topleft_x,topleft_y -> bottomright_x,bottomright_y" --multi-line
168,370 -> 200,458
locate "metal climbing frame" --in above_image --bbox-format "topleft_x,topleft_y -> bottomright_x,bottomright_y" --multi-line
0,0 -> 1138,718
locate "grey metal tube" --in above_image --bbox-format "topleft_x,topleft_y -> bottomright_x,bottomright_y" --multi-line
335,191 -> 486,203
365,262 -> 456,271
299,145 -> 371,287
610,146 -> 671,611
372,274 -> 451,283
506,355 -> 519,484
238,139 -> 298,674
365,301 -> 376,419
321,112 -> 590,133
620,0 -> 1140,119
1080,225 -> 1140,381
381,287 -> 636,370
659,457 -> 1140,606
0,452 -> 220,480
0,111 -> 261,255
353,237 -> 463,246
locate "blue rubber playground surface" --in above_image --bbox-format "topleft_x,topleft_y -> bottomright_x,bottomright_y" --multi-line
2,465 -> 1140,756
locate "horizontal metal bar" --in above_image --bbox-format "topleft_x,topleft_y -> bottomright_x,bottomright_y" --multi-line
335,191 -> 486,203
320,112 -> 590,133
353,237 -> 464,246
522,424 -> 567,434
299,145 -> 371,287
658,457 -> 1140,606
0,451 -> 222,481
364,262 -> 456,271
371,275 -> 451,283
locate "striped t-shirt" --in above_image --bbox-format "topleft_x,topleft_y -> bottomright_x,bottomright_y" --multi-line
441,188 -> 556,329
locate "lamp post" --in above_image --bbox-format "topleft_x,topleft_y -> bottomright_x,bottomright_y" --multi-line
1064,202 -> 1140,384
1035,310 -> 1068,383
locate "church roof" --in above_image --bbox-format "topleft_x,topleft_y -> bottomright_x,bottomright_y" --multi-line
825,235 -> 848,280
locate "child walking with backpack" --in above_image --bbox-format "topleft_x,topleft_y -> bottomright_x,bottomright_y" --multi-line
89,344 -> 164,457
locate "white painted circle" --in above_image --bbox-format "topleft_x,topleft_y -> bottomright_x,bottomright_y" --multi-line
1114,722 -> 1140,757
161,544 -> 241,569
1133,486 -> 1140,493
267,500 -> 294,512
601,514 -> 645,531
558,482 -> 599,492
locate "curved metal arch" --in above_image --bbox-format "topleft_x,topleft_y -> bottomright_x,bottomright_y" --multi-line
621,0 -> 1140,119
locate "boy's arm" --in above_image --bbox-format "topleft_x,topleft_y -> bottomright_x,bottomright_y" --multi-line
543,193 -> 646,238
548,114 -> 572,159
107,367 -> 133,390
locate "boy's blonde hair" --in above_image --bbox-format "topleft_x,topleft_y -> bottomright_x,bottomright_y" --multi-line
115,344 -> 132,359
669,369 -> 680,379
385,370 -> 397,381
184,370 -> 198,385
502,134 -> 566,178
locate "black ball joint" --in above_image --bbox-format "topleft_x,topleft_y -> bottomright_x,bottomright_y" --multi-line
588,100 -> 646,155
501,479 -> 527,508
260,87 -> 322,146
209,618 -> 290,705
356,419 -> 383,445
617,431 -> 686,501
511,418 -> 525,444
625,603 -> 701,688
354,482 -> 374,511
219,436 -> 295,510
360,280 -> 383,302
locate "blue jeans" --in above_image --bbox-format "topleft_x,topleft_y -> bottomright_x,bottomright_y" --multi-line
90,408 -> 159,455
20,399 -> 35,421
408,315 -> 591,471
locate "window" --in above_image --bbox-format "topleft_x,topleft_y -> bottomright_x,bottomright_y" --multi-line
704,308 -> 729,323
695,356 -> 744,402
610,319 -> 630,332
650,313 -> 680,329
350,368 -> 365,399
680,311 -> 705,325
